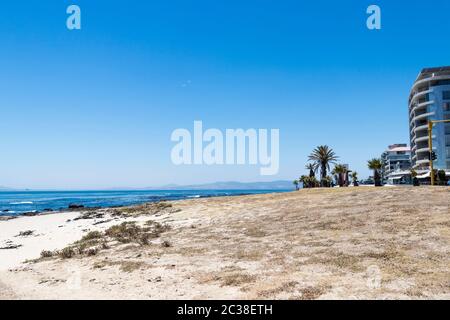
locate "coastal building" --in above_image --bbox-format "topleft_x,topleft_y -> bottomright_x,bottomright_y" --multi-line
381,144 -> 411,184
409,66 -> 450,176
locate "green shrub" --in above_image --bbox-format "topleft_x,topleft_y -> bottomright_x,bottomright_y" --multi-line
81,231 -> 103,241
40,250 -> 54,258
59,247 -> 75,259
105,222 -> 142,243
86,248 -> 98,256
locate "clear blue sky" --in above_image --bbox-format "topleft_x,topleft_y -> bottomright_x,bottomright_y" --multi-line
1,0 -> 449,189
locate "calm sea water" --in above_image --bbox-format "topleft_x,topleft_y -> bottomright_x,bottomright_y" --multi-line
0,189 -> 288,216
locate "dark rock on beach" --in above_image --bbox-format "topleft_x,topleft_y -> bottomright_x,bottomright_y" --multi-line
74,211 -> 104,221
0,244 -> 23,250
22,212 -> 39,217
15,230 -> 35,237
0,216 -> 17,221
0,240 -> 22,250
68,204 -> 85,209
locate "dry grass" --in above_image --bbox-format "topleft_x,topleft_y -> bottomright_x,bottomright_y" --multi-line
170,186 -> 450,299
93,260 -> 145,273
111,202 -> 176,217
38,219 -> 172,261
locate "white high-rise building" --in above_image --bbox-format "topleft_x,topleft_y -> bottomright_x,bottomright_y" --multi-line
409,67 -> 450,174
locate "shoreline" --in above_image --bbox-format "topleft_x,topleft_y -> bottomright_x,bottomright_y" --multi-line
0,189 -> 291,218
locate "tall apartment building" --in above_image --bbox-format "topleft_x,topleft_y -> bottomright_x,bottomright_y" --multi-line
381,144 -> 411,184
409,66 -> 450,173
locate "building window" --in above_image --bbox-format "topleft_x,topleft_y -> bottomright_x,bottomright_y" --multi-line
443,91 -> 450,100
436,80 -> 450,86
444,103 -> 450,111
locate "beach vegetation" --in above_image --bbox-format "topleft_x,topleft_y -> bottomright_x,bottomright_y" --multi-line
86,248 -> 99,256
320,177 -> 332,188
38,219 -> 173,261
332,164 -> 348,187
81,230 -> 102,241
40,250 -> 54,258
437,170 -> 447,185
105,222 -> 144,244
308,146 -> 338,187
410,169 -> 420,186
111,201 -> 174,217
299,175 -> 319,188
351,172 -> 359,186
305,163 -> 317,178
59,247 -> 75,259
367,158 -> 383,186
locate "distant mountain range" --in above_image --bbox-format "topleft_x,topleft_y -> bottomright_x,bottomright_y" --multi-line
148,180 -> 294,190
0,186 -> 15,191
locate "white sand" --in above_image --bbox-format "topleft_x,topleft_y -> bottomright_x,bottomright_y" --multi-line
0,212 -> 84,271
0,208 -> 166,272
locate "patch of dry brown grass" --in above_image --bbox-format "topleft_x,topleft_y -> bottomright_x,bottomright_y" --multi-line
92,260 -> 145,272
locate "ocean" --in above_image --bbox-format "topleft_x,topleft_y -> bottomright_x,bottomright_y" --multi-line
0,189 -> 289,216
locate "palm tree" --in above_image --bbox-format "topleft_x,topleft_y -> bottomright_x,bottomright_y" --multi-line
367,158 -> 383,187
308,146 -> 338,186
332,164 -> 347,187
410,169 -> 419,186
437,170 -> 447,185
293,179 -> 299,190
299,175 -> 319,189
299,175 -> 309,188
305,163 -> 316,178
351,171 -> 359,186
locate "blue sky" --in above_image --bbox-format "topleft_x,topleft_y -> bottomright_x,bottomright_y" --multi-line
1,1 -> 450,189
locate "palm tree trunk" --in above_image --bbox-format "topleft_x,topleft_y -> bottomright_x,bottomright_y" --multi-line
339,173 -> 344,187
374,170 -> 382,187
321,164 -> 327,186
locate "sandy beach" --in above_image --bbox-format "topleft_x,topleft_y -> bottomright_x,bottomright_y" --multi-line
0,186 -> 449,300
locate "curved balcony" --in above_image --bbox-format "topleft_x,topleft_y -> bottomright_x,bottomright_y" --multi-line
415,159 -> 430,166
409,89 -> 432,107
413,111 -> 435,122
409,100 -> 434,117
416,147 -> 434,154
414,124 -> 429,133
411,75 -> 450,92
415,135 -> 435,143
